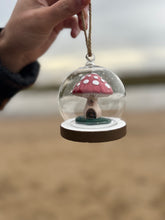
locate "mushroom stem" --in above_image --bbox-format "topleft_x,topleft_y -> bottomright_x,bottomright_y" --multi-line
84,96 -> 102,119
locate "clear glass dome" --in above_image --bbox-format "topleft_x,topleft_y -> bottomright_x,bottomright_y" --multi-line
58,61 -> 126,121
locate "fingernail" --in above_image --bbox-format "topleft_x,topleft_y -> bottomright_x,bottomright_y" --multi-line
71,28 -> 80,38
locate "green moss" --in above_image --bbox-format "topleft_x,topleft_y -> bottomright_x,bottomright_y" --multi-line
75,116 -> 111,125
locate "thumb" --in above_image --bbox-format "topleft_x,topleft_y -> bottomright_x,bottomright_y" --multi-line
46,0 -> 90,25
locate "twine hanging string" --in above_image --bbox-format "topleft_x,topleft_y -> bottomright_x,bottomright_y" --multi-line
81,3 -> 94,61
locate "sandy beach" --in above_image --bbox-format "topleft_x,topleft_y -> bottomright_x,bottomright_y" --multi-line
0,112 -> 164,220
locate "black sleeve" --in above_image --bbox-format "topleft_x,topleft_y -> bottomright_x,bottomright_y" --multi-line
0,60 -> 40,109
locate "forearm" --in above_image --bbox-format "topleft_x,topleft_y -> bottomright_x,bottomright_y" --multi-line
0,28 -> 32,73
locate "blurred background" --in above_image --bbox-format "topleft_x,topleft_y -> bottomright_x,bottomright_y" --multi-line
0,0 -> 165,220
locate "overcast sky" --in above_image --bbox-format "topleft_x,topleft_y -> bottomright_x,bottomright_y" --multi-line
0,0 -> 165,84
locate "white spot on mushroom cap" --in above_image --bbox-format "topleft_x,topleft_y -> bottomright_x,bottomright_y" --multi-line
92,80 -> 100,85
105,83 -> 111,89
94,76 -> 99,79
77,82 -> 80,87
81,76 -> 85,80
83,79 -> 89,84
101,78 -> 105,82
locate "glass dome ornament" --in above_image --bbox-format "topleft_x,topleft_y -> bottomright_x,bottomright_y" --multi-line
58,4 -> 127,142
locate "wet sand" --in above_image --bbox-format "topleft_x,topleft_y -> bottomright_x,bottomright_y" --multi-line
0,112 -> 164,220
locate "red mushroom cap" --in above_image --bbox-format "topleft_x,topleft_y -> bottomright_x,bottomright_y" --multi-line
72,73 -> 113,97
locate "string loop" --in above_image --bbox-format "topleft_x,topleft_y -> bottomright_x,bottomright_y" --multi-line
86,54 -> 95,62
81,3 -> 93,61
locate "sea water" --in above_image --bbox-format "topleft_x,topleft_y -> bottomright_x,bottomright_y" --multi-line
0,85 -> 165,117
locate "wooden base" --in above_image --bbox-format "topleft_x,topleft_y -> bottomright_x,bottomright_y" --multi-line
60,117 -> 127,143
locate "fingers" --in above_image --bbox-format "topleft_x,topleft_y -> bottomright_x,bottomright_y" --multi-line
53,16 -> 80,38
63,16 -> 80,38
46,0 -> 90,26
77,5 -> 89,30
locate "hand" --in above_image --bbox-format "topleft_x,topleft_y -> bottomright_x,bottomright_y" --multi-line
0,0 -> 90,73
